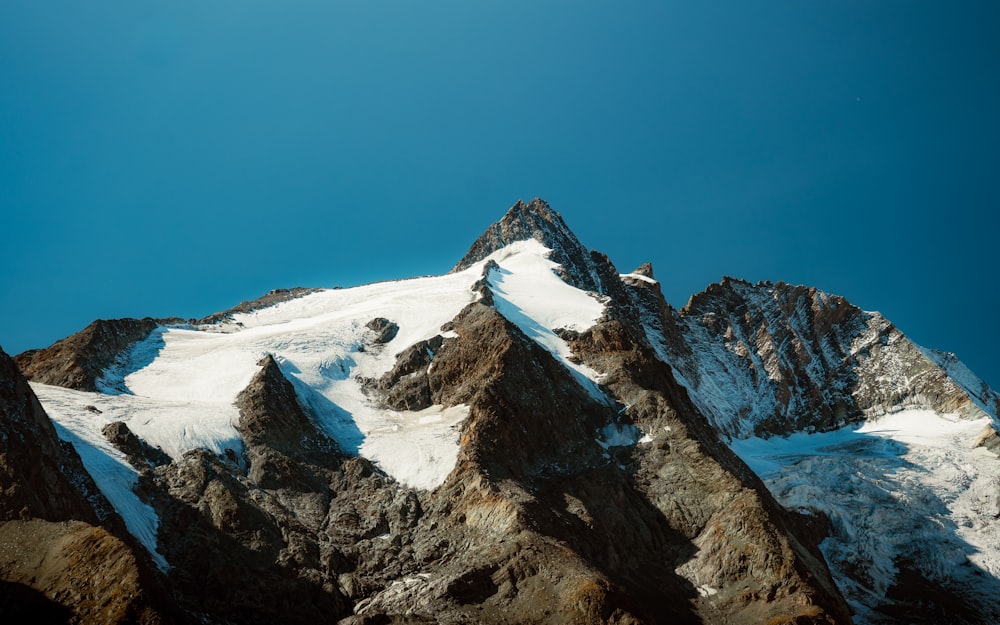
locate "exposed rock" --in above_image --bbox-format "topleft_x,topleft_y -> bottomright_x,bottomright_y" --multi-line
974,424 -> 1000,453
632,262 -> 654,278
638,277 -> 997,439
147,448 -> 352,625
0,346 -> 176,623
236,355 -> 342,466
453,198 -> 616,295
0,519 -> 173,625
0,346 -> 112,524
369,336 -> 446,411
561,313 -> 852,625
103,421 -> 172,470
14,318 -> 159,391
366,317 -> 400,345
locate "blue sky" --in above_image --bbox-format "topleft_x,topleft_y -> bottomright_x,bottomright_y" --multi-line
2,1 -> 998,388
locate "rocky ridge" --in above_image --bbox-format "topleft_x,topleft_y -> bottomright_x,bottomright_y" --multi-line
627,275 -> 999,439
3,199 -> 999,624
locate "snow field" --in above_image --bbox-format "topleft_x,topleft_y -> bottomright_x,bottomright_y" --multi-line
731,409 -> 1000,623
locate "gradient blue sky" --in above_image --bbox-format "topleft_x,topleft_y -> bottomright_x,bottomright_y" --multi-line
2,1 -> 998,388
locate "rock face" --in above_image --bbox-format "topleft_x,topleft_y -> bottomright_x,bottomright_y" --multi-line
103,421 -> 172,471
0,347 -> 110,524
631,276 -> 999,439
622,273 -> 1000,622
0,346 -> 173,624
6,199 -> 1000,624
453,198 -> 620,296
14,318 -> 159,391
0,519 -> 166,625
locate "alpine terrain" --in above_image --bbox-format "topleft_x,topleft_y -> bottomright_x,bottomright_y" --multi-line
2,199 -> 998,625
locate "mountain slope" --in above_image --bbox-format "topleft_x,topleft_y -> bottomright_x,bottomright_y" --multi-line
6,198 -> 998,624
623,273 -> 1000,623
0,346 -> 175,624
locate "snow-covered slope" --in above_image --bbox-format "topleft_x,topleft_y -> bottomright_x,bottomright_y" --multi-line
732,409 -> 1000,624
32,238 -> 608,565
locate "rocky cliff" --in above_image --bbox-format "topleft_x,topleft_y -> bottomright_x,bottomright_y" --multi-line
0,346 -> 174,624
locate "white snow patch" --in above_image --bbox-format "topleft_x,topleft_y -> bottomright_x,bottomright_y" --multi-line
36,261 -> 499,493
484,239 -> 608,401
620,272 -> 658,285
357,404 -> 470,491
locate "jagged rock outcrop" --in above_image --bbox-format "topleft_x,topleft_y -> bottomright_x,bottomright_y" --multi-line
348,288 -> 850,623
0,345 -> 175,623
103,421 -> 172,472
453,198 -> 616,295
14,318 -> 159,391
0,346 -> 112,524
620,273 -> 1000,623
365,317 -> 400,345
628,277 -> 998,438
139,355 -> 353,624
560,308 -> 851,624
14,199 -> 1000,624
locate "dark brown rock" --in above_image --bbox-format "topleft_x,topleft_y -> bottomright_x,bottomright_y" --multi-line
103,421 -> 172,470
14,318 -> 159,391
0,346 -> 111,524
366,318 -> 400,345
0,346 -> 178,624
0,519 -> 173,625
562,315 -> 853,625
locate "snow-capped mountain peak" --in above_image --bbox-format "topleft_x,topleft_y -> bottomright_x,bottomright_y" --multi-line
6,200 -> 1000,624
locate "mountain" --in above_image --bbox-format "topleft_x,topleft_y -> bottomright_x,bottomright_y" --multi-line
625,273 -> 1000,623
2,198 -> 998,624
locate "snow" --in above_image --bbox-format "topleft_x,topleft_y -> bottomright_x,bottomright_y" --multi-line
620,272 -> 657,285
354,404 -> 470,491
35,237 -> 607,510
918,344 -> 1000,418
731,409 -> 1000,622
484,239 -> 608,401
32,383 -> 169,571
